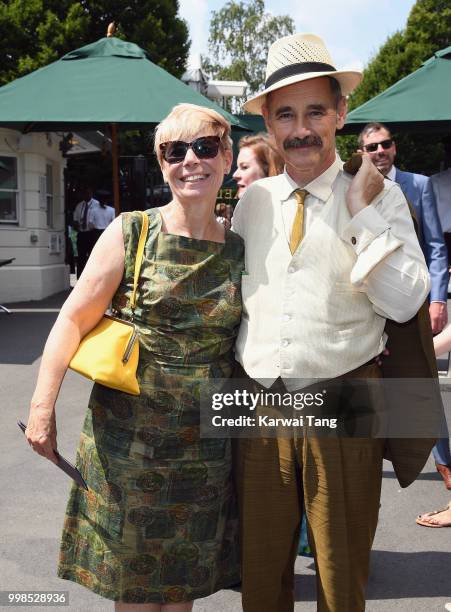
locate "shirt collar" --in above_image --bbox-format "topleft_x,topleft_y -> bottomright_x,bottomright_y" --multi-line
386,165 -> 396,181
280,155 -> 342,203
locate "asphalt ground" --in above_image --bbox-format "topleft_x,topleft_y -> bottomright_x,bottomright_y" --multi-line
0,292 -> 450,611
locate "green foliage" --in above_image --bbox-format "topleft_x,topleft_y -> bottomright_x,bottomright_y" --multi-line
404,0 -> 451,51
349,0 -> 451,112
348,32 -> 407,112
203,0 -> 294,111
392,133 -> 445,174
0,0 -> 190,86
335,132 -> 359,164
339,0 -> 451,174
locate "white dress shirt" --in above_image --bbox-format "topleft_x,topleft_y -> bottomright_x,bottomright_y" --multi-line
89,205 -> 115,230
73,198 -> 100,232
386,165 -> 397,182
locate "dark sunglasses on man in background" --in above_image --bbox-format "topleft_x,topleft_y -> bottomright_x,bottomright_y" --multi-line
362,138 -> 394,153
160,136 -> 221,164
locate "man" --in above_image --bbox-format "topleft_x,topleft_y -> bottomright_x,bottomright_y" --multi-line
89,193 -> 115,243
72,186 -> 100,278
432,137 -> 451,267
359,123 -> 449,334
232,33 -> 433,611
360,124 -> 451,491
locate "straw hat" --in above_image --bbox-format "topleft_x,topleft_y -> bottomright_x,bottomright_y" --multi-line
243,33 -> 362,115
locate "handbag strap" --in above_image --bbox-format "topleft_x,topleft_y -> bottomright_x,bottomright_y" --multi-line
130,211 -> 149,313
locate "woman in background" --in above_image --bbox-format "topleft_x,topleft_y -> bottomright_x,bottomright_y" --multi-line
217,133 -> 283,228
233,133 -> 284,198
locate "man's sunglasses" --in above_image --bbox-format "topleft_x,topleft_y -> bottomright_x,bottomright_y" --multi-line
159,136 -> 221,164
362,138 -> 394,153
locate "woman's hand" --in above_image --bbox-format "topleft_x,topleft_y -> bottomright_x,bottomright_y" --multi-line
26,405 -> 58,464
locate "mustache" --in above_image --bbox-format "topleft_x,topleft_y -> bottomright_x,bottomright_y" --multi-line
283,136 -> 322,150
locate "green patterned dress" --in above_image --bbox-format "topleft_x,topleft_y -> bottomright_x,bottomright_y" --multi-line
58,209 -> 244,603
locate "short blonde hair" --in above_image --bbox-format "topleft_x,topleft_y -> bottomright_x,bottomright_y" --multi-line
154,103 -> 232,167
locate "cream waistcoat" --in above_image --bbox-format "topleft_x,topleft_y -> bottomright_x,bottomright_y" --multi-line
234,172 -> 387,387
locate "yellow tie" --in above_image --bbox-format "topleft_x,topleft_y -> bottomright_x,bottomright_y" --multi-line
289,189 -> 308,254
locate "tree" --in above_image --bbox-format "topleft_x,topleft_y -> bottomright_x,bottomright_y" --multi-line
203,0 -> 294,111
0,0 -> 190,86
337,0 -> 451,173
349,0 -> 451,112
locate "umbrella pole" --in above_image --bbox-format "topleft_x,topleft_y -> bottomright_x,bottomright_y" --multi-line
111,123 -> 120,216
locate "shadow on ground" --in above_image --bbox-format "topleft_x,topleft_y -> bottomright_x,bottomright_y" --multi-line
383,470 -> 444,482
293,550 -> 451,601
0,290 -> 70,364
0,313 -> 58,364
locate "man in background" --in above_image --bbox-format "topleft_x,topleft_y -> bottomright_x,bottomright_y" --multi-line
89,190 -> 115,243
72,186 -> 100,278
432,137 -> 451,268
359,123 -> 449,334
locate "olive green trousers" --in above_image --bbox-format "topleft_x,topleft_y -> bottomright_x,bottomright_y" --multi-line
233,363 -> 385,612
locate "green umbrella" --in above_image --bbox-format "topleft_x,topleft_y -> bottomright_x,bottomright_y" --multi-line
0,35 -> 248,211
343,46 -> 451,135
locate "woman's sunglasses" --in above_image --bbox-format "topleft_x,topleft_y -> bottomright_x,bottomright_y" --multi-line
159,136 -> 221,164
362,138 -> 394,153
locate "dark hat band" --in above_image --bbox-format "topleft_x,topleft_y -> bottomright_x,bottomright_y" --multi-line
265,62 -> 336,89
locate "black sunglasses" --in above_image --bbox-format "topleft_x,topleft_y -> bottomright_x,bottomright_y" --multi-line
362,138 -> 394,153
159,136 -> 221,164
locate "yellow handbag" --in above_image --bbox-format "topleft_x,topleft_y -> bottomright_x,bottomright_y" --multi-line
68,211 -> 149,395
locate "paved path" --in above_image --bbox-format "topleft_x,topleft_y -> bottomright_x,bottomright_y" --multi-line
1,293 -> 450,611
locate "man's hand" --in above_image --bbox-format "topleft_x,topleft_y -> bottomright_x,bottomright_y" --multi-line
346,153 -> 384,217
429,301 -> 448,334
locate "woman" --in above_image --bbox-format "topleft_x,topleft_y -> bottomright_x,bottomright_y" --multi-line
233,133 -> 284,198
26,103 -> 244,610
416,326 -> 451,528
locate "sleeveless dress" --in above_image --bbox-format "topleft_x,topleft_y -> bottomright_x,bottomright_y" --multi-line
57,209 -> 244,603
